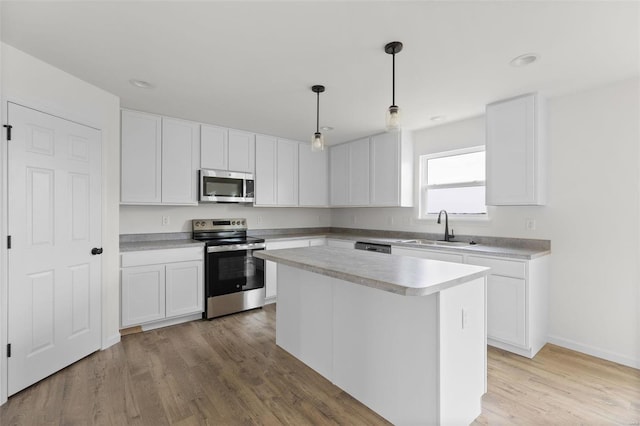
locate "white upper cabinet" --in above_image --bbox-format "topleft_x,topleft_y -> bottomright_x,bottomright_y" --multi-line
330,132 -> 413,207
228,130 -> 255,173
276,139 -> 299,206
201,126 -> 255,173
486,93 -> 546,205
330,138 -> 370,207
348,138 -> 370,206
370,131 -> 413,207
255,135 -> 277,205
161,118 -> 200,204
121,110 -> 162,203
255,137 -> 300,206
200,124 -> 228,171
329,143 -> 349,206
299,143 -> 328,207
121,110 -> 199,205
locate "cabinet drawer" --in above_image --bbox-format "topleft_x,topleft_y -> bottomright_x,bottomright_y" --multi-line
392,247 -> 463,263
308,238 -> 326,246
121,246 -> 204,268
326,239 -> 354,249
465,255 -> 525,279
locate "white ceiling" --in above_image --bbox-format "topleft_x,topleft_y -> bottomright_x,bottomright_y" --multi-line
1,1 -> 638,144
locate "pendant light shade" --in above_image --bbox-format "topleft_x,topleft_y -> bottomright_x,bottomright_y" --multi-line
385,41 -> 403,132
311,85 -> 326,152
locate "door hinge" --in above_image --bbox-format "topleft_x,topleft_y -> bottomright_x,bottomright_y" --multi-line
7,344 -> 11,358
3,124 -> 12,141
7,235 -> 11,249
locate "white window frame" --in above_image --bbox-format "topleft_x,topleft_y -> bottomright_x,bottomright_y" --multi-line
418,145 -> 487,219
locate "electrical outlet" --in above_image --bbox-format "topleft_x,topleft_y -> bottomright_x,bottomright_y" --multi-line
525,218 -> 536,230
389,216 -> 394,226
351,215 -> 357,225
256,216 -> 262,224
161,216 -> 169,226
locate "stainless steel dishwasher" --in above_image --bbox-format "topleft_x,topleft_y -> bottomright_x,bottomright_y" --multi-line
354,241 -> 392,254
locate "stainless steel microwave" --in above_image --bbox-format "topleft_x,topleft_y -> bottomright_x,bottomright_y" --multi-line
199,170 -> 255,203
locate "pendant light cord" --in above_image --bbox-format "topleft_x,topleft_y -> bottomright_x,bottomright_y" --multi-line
392,51 -> 396,106
316,91 -> 320,133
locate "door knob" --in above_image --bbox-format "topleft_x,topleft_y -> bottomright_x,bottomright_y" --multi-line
91,247 -> 103,255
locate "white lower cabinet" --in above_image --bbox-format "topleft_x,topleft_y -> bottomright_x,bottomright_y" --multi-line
165,261 -> 204,318
485,275 -> 526,347
393,246 -> 549,358
121,247 -> 204,329
121,264 -> 166,326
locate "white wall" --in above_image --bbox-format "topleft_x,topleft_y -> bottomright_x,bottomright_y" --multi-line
120,204 -> 331,234
545,78 -> 639,368
0,43 -> 121,406
332,77 -> 640,368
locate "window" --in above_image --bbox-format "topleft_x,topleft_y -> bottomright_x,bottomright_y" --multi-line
419,146 -> 486,217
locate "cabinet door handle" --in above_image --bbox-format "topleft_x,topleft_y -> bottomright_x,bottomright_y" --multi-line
91,247 -> 103,255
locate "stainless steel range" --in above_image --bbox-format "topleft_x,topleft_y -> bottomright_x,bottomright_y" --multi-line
192,218 -> 266,319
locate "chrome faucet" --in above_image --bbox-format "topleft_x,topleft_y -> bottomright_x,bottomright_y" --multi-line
437,209 -> 454,242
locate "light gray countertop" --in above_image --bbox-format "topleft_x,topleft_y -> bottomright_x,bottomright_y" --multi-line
120,239 -> 204,252
119,229 -> 550,260
259,232 -> 550,260
255,246 -> 490,296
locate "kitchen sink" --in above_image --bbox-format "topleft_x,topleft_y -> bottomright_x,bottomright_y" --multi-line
396,239 -> 471,247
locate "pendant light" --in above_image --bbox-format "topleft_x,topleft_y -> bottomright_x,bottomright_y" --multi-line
311,85 -> 325,152
385,41 -> 403,132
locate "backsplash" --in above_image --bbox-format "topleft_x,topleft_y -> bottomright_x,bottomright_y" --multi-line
119,204 -> 331,234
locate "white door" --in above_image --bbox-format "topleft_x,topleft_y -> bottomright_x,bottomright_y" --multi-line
7,102 -> 102,396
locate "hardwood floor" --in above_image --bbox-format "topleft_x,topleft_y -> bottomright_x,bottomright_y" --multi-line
1,304 -> 638,425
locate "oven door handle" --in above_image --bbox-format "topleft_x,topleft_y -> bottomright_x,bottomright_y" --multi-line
207,243 -> 266,253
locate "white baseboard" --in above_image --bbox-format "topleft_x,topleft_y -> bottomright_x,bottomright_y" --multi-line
547,335 -> 639,369
141,313 -> 202,332
101,333 -> 121,350
264,296 -> 276,305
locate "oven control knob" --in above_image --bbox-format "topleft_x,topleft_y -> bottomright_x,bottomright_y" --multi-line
241,220 -> 245,225
232,220 -> 237,225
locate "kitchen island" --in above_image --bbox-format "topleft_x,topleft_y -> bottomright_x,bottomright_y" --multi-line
255,246 -> 490,425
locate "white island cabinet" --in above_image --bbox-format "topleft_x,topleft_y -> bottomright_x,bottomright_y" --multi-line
256,246 -> 489,425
